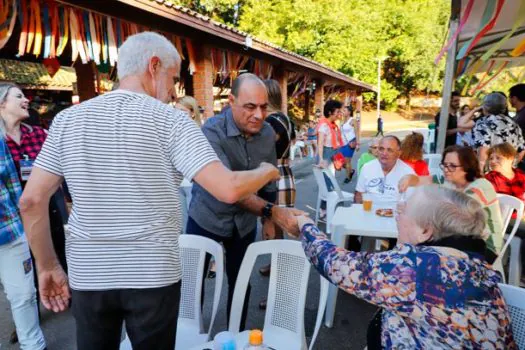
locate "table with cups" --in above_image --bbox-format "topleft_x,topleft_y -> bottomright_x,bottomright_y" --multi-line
324,196 -> 399,328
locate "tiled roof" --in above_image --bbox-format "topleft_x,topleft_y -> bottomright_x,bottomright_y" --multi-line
142,0 -> 375,92
0,59 -> 76,91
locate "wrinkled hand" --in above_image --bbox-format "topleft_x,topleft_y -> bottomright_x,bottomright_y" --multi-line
262,219 -> 276,240
398,174 -> 419,193
38,264 -> 70,313
296,215 -> 315,233
272,207 -> 308,237
259,162 -> 280,182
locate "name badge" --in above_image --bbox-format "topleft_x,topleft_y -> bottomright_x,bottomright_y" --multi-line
19,159 -> 34,181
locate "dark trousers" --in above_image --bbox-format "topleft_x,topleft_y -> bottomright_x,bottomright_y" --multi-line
186,216 -> 256,330
71,282 -> 181,350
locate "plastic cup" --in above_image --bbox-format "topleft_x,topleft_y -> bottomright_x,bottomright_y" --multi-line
363,193 -> 373,212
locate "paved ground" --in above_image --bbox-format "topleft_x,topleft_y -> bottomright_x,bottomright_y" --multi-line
0,138 -> 382,350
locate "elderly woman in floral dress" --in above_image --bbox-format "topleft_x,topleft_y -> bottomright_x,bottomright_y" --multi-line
295,185 -> 516,349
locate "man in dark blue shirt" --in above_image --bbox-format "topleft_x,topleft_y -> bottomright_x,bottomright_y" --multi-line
187,74 -> 303,329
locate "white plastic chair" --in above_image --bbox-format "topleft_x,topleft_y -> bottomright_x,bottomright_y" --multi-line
424,129 -> 435,153
495,194 -> 524,286
119,235 -> 224,350
176,234 -> 224,349
423,153 -> 443,184
498,283 -> 525,349
312,167 -> 354,234
290,141 -> 304,161
228,240 -> 329,350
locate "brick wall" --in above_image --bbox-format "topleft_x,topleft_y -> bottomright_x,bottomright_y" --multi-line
192,45 -> 215,118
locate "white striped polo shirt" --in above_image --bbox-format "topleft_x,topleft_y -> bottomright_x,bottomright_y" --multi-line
34,90 -> 218,290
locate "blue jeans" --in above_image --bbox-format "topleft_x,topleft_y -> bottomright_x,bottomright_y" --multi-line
0,236 -> 46,350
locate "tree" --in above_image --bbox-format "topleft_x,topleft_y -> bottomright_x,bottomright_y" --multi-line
167,0 -> 451,107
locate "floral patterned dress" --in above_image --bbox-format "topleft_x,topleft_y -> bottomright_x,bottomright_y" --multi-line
301,224 -> 517,349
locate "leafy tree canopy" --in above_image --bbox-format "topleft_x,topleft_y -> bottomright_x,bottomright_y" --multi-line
167,0 -> 451,107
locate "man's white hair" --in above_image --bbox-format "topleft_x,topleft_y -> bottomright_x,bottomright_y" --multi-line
117,32 -> 181,80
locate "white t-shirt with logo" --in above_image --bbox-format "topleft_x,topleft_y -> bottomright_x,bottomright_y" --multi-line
356,159 -> 416,203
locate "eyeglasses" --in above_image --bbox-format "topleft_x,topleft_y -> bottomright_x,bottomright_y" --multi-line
440,163 -> 462,171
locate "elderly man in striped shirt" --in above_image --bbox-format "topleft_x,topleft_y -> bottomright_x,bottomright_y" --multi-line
19,32 -> 280,350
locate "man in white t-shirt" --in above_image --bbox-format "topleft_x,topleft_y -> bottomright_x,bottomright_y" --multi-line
18,32 -> 279,350
355,135 -> 415,203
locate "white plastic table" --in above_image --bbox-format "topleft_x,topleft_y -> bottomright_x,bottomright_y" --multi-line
324,204 -> 398,328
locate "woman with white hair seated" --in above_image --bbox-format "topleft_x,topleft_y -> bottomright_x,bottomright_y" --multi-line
295,185 -> 517,349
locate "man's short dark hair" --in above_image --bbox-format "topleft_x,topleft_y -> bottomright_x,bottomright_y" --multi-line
323,99 -> 343,117
231,73 -> 264,98
451,91 -> 461,98
382,135 -> 401,148
510,84 -> 525,102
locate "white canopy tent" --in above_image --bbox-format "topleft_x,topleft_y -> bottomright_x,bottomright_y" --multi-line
436,0 -> 525,153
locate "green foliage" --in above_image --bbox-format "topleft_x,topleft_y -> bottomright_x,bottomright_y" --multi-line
168,0 -> 451,105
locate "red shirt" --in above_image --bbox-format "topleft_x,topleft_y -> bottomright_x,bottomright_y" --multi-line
403,159 -> 429,176
485,169 -> 525,202
5,124 -> 47,180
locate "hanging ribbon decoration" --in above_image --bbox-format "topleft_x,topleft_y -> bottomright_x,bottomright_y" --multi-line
42,2 -> 51,58
469,60 -> 496,95
32,0 -> 42,57
473,61 -> 510,93
457,0 -> 505,60
174,36 -> 185,60
89,13 -> 101,64
26,0 -> 36,54
434,0 -> 475,65
56,6 -> 68,57
0,0 -> 17,50
482,1 -> 525,60
186,38 -> 197,74
17,0 -> 28,56
511,37 -> 525,57
49,2 -> 58,58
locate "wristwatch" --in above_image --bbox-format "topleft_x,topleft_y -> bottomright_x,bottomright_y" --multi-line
262,202 -> 274,219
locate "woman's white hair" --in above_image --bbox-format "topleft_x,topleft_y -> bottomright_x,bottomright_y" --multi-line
407,185 -> 487,241
117,32 -> 181,80
0,83 -> 18,139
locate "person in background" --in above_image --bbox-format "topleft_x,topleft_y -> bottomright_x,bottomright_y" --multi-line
399,146 -> 503,261
456,104 -> 474,146
306,119 -> 317,157
1,83 -> 69,346
20,32 -> 280,350
485,143 -> 525,206
399,132 -> 429,176
375,114 -> 384,137
0,86 -> 47,350
435,90 -> 463,149
472,92 -> 525,172
357,137 -> 380,174
187,74 -> 303,330
316,100 -> 344,171
258,79 -> 296,309
510,84 -> 525,172
176,96 -> 202,126
295,186 -> 516,349
511,84 -> 525,133
457,104 -> 483,147
355,135 -> 415,204
340,105 -> 359,183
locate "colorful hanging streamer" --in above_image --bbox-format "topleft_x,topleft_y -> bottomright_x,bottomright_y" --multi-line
457,0 -> 505,60
0,0 -> 17,50
469,60 -> 496,95
435,0 -> 475,65
511,37 -> 525,57
482,0 -> 525,61
474,61 -> 510,92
